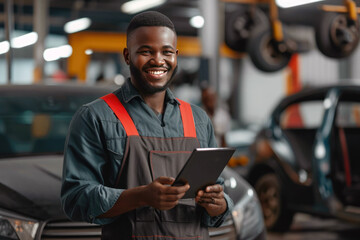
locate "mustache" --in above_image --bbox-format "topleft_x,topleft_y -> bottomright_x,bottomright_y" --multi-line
143,63 -> 170,70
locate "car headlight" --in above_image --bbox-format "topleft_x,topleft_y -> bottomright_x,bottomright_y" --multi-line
0,210 -> 39,240
231,188 -> 265,240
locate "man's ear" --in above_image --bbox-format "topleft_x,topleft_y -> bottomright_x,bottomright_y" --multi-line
123,48 -> 130,65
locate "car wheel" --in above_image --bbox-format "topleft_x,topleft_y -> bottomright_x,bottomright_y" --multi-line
247,26 -> 292,72
224,6 -> 268,52
254,173 -> 294,232
315,12 -> 360,58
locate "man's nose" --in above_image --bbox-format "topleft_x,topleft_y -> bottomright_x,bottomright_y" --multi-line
150,52 -> 165,65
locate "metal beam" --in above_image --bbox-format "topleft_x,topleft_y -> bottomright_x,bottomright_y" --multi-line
33,0 -> 49,83
4,0 -> 13,84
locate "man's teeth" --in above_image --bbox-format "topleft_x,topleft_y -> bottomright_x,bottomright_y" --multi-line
148,71 -> 165,75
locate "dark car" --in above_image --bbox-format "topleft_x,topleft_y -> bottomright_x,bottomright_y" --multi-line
244,85 -> 360,232
0,84 -> 266,240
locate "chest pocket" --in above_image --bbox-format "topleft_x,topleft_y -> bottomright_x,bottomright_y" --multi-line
103,138 -> 126,186
149,150 -> 192,180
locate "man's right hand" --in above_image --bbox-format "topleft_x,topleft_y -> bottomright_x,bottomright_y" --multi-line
98,176 -> 190,218
142,176 -> 190,210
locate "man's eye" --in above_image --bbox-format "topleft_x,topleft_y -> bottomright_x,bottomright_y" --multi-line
163,51 -> 174,55
139,51 -> 151,54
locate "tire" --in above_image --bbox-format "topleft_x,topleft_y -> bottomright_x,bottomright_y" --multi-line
224,6 -> 268,52
315,12 -> 360,58
247,26 -> 292,72
254,173 -> 294,232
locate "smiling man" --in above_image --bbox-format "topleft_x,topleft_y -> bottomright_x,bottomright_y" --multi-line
61,11 -> 233,240
125,20 -> 178,96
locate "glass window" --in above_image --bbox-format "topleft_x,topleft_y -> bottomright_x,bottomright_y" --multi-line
280,101 -> 324,129
336,102 -> 360,128
0,94 -> 100,157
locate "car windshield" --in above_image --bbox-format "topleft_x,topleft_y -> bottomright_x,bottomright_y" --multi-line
280,100 -> 324,129
336,102 -> 360,127
0,94 -> 99,157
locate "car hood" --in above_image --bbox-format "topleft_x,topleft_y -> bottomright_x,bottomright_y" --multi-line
0,155 -> 66,220
0,156 -> 250,221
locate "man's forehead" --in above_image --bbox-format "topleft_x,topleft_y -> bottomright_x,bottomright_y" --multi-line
127,26 -> 177,47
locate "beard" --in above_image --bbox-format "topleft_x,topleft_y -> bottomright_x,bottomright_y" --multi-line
129,61 -> 178,95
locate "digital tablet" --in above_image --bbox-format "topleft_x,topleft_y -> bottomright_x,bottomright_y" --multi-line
172,147 -> 235,199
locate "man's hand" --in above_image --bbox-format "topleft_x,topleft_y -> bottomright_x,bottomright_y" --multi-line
98,176 -> 189,218
143,176 -> 190,210
195,184 -> 227,217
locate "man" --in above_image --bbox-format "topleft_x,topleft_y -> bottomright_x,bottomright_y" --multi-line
61,11 -> 233,239
201,86 -> 232,147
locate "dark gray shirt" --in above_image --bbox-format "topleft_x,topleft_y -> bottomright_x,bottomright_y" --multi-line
61,79 -> 233,226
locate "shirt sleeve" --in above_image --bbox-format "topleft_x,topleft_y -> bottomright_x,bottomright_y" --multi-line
61,106 -> 122,225
201,178 -> 234,227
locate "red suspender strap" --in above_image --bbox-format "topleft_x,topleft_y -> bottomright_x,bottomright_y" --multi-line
101,93 -> 139,136
177,99 -> 196,138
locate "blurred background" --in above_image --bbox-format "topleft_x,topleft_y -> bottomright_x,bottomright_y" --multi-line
2,0 -> 360,239
3,0 -> 360,128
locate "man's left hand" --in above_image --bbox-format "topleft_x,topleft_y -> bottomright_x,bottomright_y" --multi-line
195,184 -> 227,217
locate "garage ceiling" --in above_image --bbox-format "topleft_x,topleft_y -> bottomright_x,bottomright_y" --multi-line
0,0 -> 201,37
0,0 -> 359,40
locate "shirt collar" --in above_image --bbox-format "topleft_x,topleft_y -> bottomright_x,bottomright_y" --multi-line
119,78 -> 179,105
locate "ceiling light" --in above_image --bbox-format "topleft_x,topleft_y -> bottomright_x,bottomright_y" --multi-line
276,0 -> 324,8
64,18 -> 92,34
43,45 -> 73,61
190,16 -> 205,29
0,41 -> 10,55
11,32 -> 38,48
85,49 -> 93,55
121,0 -> 166,14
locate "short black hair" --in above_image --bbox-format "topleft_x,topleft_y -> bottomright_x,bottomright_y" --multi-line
126,11 -> 176,36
